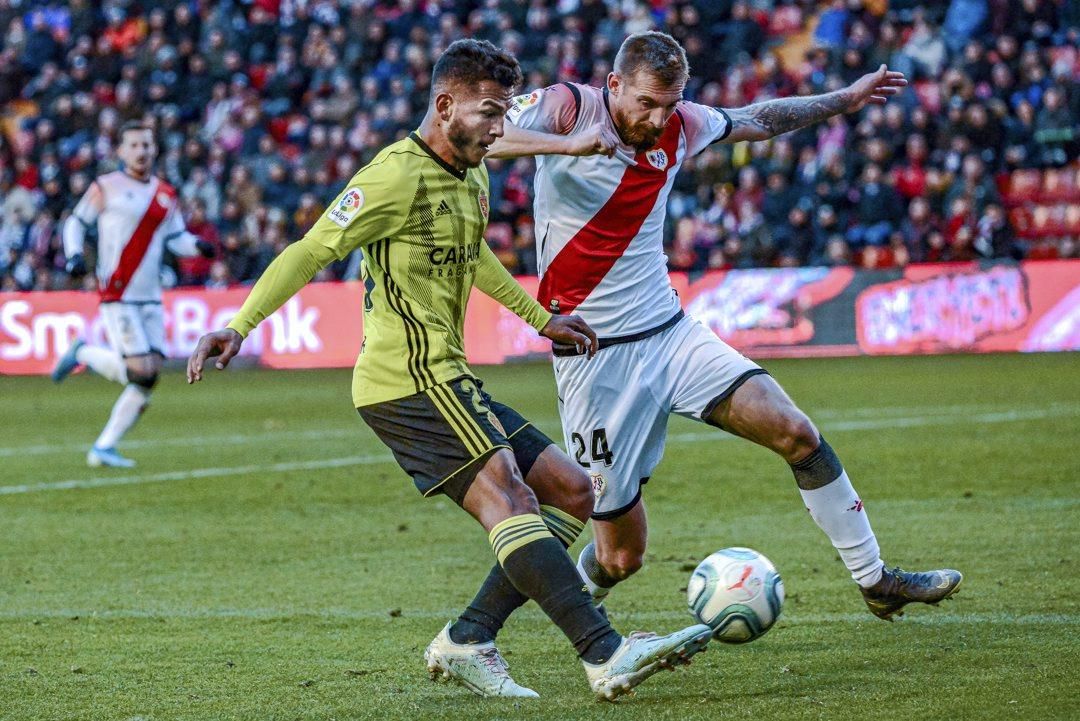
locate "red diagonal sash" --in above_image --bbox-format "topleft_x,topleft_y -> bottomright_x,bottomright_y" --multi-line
537,114 -> 682,314
99,182 -> 176,302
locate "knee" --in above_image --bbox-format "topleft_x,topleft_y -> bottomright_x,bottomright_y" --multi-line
597,545 -> 643,581
506,480 -> 539,516
774,412 -> 818,464
497,463 -> 539,517
560,466 -> 596,522
127,369 -> 159,390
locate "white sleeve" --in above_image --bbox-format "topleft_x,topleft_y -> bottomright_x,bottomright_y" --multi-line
506,83 -> 580,134
163,206 -> 201,256
61,184 -> 102,258
678,101 -> 733,156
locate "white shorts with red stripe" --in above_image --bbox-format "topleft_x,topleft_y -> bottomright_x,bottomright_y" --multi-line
553,313 -> 765,519
100,302 -> 165,357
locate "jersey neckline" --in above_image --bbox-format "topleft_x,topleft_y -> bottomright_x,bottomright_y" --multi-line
408,131 -> 467,181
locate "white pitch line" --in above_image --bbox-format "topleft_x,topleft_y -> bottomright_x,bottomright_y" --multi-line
0,453 -> 394,496
4,403 -> 1078,458
0,608 -> 1074,626
0,427 -> 362,458
3,405 -> 1078,496
666,405 -> 1080,443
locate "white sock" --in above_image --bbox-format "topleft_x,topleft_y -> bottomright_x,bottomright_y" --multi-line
799,471 -> 884,588
76,345 -> 127,384
95,385 -> 150,450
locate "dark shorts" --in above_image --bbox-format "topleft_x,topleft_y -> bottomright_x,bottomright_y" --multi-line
357,376 -> 554,505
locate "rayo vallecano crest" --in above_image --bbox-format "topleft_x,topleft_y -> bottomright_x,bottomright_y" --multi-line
646,149 -> 668,170
590,472 -> 605,498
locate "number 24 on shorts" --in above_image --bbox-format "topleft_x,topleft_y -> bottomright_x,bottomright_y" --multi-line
571,428 -> 614,467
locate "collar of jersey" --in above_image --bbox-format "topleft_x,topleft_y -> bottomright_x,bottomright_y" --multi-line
602,86 -> 636,152
409,131 -> 467,181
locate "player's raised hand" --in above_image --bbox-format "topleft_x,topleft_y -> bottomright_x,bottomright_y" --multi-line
845,65 -> 907,113
187,328 -> 243,384
567,124 -> 621,158
540,314 -> 599,358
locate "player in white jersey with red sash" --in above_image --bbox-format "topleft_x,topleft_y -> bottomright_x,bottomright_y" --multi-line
53,121 -> 213,468
485,33 -> 962,623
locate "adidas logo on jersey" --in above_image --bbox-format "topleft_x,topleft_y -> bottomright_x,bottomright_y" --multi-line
435,199 -> 452,217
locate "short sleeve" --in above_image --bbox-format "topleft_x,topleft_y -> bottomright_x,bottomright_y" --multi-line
506,84 -> 580,135
303,163 -> 407,260
71,181 -> 102,226
678,101 -> 733,156
163,202 -> 187,238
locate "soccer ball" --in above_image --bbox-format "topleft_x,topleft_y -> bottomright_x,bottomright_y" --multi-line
686,547 -> 784,643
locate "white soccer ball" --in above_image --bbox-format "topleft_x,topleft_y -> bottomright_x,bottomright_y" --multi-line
686,547 -> 785,643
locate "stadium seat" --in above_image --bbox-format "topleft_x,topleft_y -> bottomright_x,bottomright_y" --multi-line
1008,207 -> 1034,238
767,6 -> 803,37
912,81 -> 941,114
1065,204 -> 1080,235
1040,168 -> 1077,203
1029,204 -> 1068,239
1003,169 -> 1042,207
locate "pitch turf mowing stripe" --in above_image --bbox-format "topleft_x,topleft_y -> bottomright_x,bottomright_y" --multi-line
0,609 -> 1074,625
0,454 -> 397,495
3,404 -> 1077,458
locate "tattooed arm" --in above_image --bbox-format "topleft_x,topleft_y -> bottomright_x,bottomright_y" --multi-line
722,65 -> 907,143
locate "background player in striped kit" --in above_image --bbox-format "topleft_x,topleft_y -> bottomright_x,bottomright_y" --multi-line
52,121 -> 214,468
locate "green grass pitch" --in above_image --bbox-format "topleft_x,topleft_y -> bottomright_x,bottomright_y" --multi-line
2,353 -> 1078,720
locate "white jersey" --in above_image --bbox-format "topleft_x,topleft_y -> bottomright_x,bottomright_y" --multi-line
507,82 -> 732,337
65,171 -> 197,303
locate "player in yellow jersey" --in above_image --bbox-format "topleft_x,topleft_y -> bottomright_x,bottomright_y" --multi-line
187,40 -> 711,701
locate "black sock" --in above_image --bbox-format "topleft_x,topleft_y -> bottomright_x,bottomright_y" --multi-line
790,435 -> 844,490
450,566 -> 520,644
450,506 -> 585,645
579,541 -> 620,590
488,514 -> 622,663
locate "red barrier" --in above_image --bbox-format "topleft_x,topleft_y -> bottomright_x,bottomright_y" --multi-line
2,261 -> 1078,375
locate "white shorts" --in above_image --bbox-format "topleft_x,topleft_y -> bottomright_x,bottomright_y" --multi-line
553,313 -> 765,519
99,302 -> 165,357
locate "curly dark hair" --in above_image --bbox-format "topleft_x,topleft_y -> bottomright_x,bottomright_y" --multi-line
431,39 -> 523,93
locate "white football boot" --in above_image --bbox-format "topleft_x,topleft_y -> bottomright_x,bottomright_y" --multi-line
87,446 -> 136,468
582,624 -> 713,701
424,622 -> 539,698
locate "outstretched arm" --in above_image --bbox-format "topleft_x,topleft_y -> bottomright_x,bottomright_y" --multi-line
473,243 -> 598,357
722,65 -> 907,143
186,237 -> 336,382
486,122 -> 621,160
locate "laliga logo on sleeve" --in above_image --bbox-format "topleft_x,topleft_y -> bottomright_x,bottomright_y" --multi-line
328,187 -> 364,227
506,89 -> 541,120
646,149 -> 668,170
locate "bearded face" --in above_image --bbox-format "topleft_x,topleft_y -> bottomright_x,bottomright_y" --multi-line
607,70 -> 684,152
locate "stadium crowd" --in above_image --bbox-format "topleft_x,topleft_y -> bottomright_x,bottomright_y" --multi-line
0,0 -> 1077,292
